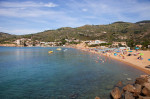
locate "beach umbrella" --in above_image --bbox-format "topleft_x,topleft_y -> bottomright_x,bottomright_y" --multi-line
128,51 -> 133,52
148,59 -> 150,61
135,47 -> 139,50
114,53 -> 117,56
139,53 -> 144,56
117,51 -> 120,53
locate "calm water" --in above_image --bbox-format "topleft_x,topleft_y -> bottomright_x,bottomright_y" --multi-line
0,47 -> 145,99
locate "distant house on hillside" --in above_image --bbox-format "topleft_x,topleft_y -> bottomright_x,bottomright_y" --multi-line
103,31 -> 107,34
112,42 -> 127,47
15,39 -> 21,45
86,40 -> 107,45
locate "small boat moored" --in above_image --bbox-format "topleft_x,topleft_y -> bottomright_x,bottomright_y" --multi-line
48,51 -> 53,53
56,48 -> 61,51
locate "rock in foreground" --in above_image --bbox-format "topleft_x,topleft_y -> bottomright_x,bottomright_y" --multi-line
110,75 -> 150,99
111,87 -> 121,99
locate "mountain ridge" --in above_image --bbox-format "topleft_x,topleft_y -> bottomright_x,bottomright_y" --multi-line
0,20 -> 150,47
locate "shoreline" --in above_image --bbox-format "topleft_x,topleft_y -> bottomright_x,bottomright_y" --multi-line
106,54 -> 150,74
68,45 -> 150,75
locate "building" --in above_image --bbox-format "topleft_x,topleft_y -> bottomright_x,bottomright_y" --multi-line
112,42 -> 127,47
88,40 -> 107,45
15,39 -> 21,45
119,47 -> 130,50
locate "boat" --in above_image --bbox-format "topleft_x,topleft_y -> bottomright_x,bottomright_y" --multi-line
48,51 -> 53,53
56,48 -> 61,51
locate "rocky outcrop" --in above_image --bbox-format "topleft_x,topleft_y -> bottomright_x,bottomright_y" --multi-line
134,84 -> 142,96
123,84 -> 136,93
124,91 -> 134,99
111,87 -> 121,99
110,75 -> 150,99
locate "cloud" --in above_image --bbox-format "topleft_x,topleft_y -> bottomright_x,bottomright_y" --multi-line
66,0 -> 150,21
82,8 -> 88,12
44,3 -> 58,7
0,8 -> 62,17
0,1 -> 58,8
0,0 -> 150,35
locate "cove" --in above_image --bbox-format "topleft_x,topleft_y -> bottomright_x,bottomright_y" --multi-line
0,47 -> 145,99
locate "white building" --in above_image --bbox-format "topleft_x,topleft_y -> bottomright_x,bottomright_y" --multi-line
88,40 -> 107,45
15,39 -> 21,45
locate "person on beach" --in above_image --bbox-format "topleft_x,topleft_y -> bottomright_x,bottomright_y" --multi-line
137,56 -> 143,60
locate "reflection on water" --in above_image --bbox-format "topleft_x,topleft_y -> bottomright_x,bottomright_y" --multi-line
0,47 -> 145,99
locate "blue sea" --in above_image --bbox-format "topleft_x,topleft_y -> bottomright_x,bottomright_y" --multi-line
0,47 -> 145,99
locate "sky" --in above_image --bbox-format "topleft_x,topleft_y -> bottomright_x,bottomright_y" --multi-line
0,0 -> 150,35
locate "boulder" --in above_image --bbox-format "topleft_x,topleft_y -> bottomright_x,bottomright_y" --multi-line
140,75 -> 149,78
143,83 -> 150,90
142,97 -> 150,99
133,84 -> 142,96
116,81 -> 123,87
95,96 -> 100,99
124,91 -> 135,99
135,77 -> 148,86
142,87 -> 150,96
148,78 -> 150,83
138,95 -> 150,99
111,87 -> 121,99
138,95 -> 143,99
123,84 -> 136,93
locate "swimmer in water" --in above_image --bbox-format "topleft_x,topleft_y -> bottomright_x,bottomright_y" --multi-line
95,60 -> 98,63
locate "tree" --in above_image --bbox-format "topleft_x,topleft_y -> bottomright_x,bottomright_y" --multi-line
127,40 -> 135,48
60,38 -> 67,45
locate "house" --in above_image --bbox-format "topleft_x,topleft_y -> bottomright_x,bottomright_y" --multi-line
88,40 -> 107,45
112,42 -> 127,47
14,38 -> 26,46
103,31 -> 107,34
119,47 -> 130,50
15,39 -> 21,45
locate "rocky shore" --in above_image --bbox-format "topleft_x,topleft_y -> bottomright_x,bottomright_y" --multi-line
0,44 -> 16,47
110,75 -> 150,99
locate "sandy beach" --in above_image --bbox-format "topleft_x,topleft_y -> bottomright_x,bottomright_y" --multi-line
70,43 -> 150,74
107,50 -> 150,74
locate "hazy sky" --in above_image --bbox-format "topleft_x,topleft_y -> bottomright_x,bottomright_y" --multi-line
0,0 -> 150,35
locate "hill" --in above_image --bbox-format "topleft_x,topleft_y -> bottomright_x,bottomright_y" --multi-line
0,32 -> 17,44
0,20 -> 150,47
136,20 -> 150,24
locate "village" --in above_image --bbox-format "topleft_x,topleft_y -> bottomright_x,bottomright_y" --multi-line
11,38 -> 150,50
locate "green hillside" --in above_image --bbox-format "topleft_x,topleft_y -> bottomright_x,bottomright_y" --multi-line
0,32 -> 17,44
0,20 -> 150,47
